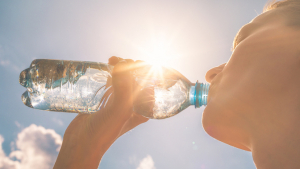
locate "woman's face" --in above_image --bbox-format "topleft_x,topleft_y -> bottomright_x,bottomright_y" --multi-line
202,7 -> 300,151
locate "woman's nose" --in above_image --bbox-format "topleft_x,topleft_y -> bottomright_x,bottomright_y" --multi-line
205,63 -> 226,83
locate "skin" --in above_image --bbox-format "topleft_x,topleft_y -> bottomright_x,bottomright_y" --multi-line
54,6 -> 300,169
53,57 -> 149,169
204,6 -> 300,168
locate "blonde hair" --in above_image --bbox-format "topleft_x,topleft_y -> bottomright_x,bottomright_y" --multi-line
264,0 -> 300,26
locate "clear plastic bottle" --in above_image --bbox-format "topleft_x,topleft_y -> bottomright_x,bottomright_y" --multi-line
19,59 -> 209,119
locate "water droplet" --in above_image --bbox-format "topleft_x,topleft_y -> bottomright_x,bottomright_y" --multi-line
27,88 -> 33,92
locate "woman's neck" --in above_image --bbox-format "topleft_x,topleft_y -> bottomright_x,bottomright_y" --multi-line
251,109 -> 300,169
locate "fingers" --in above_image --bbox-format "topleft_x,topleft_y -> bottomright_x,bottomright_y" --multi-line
108,56 -> 154,118
108,56 -> 134,66
108,56 -> 147,69
111,62 -> 134,109
108,56 -> 147,119
133,87 -> 155,118
108,56 -> 120,66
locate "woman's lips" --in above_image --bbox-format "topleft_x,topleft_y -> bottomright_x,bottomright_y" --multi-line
207,84 -> 212,104
207,82 -> 216,105
206,72 -> 222,105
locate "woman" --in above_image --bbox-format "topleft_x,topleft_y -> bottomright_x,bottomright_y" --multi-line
54,1 -> 300,168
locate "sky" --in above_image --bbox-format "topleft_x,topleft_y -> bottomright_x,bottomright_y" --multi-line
0,0 -> 269,168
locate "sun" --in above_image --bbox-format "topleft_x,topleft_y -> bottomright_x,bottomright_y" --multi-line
142,32 -> 175,68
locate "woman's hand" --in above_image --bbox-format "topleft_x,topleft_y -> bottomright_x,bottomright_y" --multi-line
53,56 -> 149,169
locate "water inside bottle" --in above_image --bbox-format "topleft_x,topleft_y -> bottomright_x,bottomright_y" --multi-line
152,79 -> 191,118
133,65 -> 192,119
20,60 -> 193,119
20,60 -> 113,113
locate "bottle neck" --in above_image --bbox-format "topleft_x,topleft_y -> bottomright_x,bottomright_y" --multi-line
189,81 -> 209,108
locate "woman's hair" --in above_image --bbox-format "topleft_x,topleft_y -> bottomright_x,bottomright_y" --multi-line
264,0 -> 300,27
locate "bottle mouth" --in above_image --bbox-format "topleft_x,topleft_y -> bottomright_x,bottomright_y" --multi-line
189,81 -> 209,108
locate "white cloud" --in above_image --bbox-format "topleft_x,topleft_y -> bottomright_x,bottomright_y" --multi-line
14,121 -> 21,128
136,155 -> 156,169
0,136 -> 19,169
52,118 -> 63,126
0,60 -> 10,66
0,44 -> 22,72
0,124 -> 62,169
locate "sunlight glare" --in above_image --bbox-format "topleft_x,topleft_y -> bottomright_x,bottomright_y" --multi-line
155,89 -> 164,103
143,32 -> 176,68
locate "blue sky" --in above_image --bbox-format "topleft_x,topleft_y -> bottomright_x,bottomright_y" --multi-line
0,0 -> 268,168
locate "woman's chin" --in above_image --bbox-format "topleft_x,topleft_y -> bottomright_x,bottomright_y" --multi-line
202,99 -> 232,140
202,100 -> 222,138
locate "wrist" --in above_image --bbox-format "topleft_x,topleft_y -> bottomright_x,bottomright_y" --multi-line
54,131 -> 112,169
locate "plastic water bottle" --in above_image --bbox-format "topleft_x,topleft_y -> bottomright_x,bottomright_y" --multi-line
19,59 -> 209,119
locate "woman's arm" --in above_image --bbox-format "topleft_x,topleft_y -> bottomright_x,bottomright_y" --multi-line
53,57 -> 148,169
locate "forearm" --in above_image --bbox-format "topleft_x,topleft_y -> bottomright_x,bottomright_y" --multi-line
53,136 -> 112,169
53,58 -> 148,169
